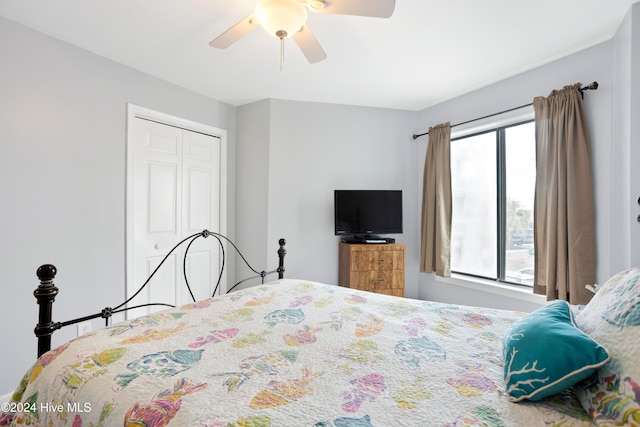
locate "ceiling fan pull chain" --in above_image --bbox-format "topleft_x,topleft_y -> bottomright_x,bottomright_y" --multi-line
276,30 -> 286,71
280,36 -> 284,71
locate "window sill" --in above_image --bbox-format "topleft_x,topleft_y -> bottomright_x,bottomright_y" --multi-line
435,273 -> 547,306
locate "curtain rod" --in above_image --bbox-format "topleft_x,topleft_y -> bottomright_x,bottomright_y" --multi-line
412,81 -> 599,140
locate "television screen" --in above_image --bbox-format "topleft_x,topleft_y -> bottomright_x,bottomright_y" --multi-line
334,190 -> 403,236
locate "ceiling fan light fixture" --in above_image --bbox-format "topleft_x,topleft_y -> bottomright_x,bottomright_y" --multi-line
254,0 -> 308,39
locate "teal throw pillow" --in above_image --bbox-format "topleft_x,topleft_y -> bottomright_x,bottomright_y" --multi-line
502,300 -> 610,402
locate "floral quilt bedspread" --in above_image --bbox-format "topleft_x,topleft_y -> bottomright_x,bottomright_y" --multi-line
1,279 -> 593,426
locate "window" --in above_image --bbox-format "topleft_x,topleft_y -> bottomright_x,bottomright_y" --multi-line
450,120 -> 535,286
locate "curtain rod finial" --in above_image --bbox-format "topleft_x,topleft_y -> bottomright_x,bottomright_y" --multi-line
583,81 -> 598,91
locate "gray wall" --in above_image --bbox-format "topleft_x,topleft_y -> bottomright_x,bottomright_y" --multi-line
631,4 -> 640,268
235,100 -> 272,277
612,3 -> 640,270
269,100 -> 419,290
236,100 -> 419,294
0,16 -> 236,393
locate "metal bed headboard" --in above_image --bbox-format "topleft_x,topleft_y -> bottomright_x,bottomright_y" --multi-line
33,230 -> 286,357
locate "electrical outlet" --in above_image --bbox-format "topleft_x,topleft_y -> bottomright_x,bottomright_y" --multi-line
77,321 -> 92,337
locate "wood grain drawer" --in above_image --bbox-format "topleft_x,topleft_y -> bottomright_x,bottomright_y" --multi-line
338,243 -> 405,297
350,270 -> 404,291
351,250 -> 404,271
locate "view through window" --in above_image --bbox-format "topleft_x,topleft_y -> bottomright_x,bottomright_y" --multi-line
450,121 -> 536,286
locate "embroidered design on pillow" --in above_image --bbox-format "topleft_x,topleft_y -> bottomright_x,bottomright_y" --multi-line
574,268 -> 640,425
503,300 -> 610,402
601,274 -> 640,328
575,371 -> 640,424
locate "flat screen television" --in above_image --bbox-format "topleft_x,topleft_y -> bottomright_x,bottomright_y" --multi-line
334,190 -> 403,242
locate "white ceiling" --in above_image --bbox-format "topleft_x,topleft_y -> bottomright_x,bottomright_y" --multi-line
1,0 -> 637,110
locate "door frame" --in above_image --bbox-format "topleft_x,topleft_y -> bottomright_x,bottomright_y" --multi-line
125,103 -> 228,311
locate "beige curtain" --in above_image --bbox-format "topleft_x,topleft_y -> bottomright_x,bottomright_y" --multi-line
420,122 -> 452,277
533,83 -> 596,305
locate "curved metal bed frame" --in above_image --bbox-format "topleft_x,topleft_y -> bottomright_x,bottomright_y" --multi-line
33,230 -> 287,357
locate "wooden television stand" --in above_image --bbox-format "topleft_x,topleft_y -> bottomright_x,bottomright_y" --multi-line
338,242 -> 405,297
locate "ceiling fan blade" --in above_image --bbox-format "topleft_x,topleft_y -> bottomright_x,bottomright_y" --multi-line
293,25 -> 327,64
209,14 -> 258,49
311,0 -> 395,18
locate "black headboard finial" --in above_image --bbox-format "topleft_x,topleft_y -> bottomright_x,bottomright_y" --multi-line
277,238 -> 287,279
34,264 -> 61,358
36,264 -> 57,282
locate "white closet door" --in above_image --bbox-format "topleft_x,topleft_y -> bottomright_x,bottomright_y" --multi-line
180,129 -> 221,303
128,117 -> 222,319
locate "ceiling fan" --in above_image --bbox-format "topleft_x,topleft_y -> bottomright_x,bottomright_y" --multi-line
209,0 -> 396,65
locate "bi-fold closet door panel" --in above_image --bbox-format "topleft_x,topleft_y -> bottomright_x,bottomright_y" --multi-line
129,118 -> 221,319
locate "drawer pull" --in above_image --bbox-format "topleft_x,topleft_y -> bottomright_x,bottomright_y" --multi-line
377,259 -> 385,263
372,278 -> 384,283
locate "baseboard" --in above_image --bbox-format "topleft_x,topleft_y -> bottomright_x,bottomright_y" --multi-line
0,392 -> 12,403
